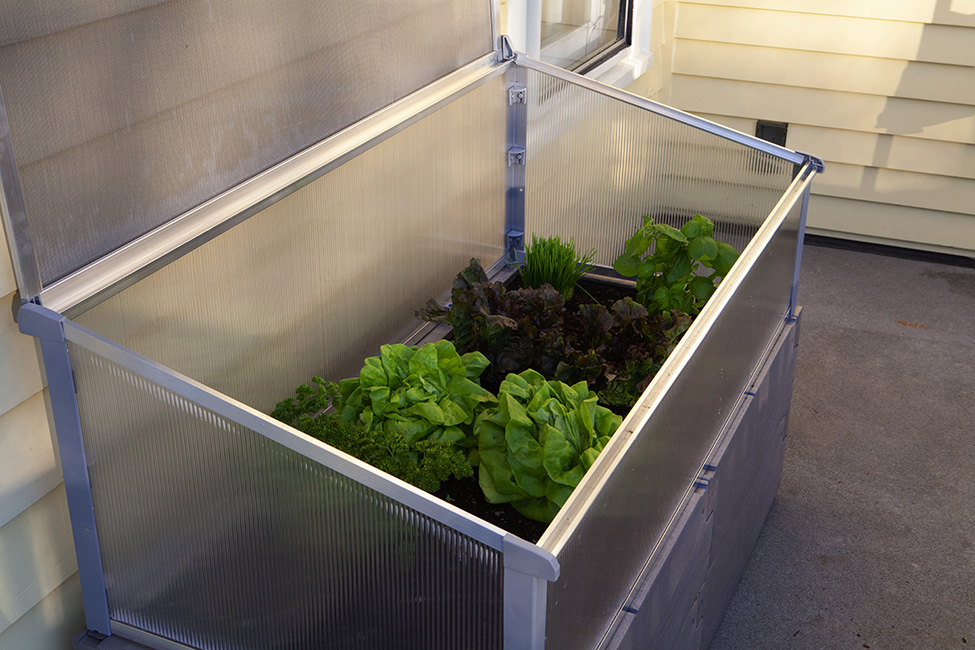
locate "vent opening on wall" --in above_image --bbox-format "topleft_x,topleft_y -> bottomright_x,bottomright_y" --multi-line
756,120 -> 788,147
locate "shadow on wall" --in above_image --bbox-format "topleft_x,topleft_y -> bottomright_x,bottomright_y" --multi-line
869,0 -> 975,184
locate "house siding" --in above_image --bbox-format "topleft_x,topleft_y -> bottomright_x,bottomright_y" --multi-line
0,225 -> 80,650
663,1 -> 975,255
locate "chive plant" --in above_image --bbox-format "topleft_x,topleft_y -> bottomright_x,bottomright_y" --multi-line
518,234 -> 596,301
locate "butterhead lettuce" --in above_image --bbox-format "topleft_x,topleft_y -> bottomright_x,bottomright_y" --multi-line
475,369 -> 622,523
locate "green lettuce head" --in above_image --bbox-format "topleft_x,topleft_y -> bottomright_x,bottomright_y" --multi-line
475,369 -> 621,523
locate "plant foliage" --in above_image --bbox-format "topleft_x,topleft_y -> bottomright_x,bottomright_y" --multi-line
272,340 -> 497,493
417,259 -> 569,389
475,369 -> 622,523
518,234 -> 596,301
557,298 -> 693,409
418,259 -> 692,410
612,214 -> 739,316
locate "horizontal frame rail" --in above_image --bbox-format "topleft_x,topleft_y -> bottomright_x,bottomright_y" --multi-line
513,54 -> 808,167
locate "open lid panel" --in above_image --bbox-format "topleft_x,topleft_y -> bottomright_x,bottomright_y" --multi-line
0,0 -> 496,307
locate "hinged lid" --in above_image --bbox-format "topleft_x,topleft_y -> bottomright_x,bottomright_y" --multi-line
0,0 -> 497,305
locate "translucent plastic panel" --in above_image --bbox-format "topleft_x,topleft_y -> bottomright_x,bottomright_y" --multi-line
76,76 -> 507,413
0,0 -> 493,287
68,342 -> 503,650
543,193 -> 804,650
523,69 -> 795,268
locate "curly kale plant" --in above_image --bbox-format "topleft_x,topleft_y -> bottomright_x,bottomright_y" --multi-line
612,214 -> 739,316
475,369 -> 622,523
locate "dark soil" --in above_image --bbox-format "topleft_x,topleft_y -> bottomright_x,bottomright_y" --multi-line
435,475 -> 549,543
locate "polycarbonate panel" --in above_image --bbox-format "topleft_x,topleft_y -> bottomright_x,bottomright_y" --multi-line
67,341 -> 503,650
75,76 -> 508,413
543,193 -> 805,650
523,68 -> 795,267
0,0 -> 493,289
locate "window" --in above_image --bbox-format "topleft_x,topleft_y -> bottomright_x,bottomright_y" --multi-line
539,0 -> 633,72
504,0 -> 648,89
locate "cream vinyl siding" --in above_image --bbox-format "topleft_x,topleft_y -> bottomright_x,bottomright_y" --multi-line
626,0 -> 678,100
0,222 -> 81,649
666,1 -> 975,256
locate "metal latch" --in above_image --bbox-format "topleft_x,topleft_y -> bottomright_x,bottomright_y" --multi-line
507,147 -> 526,166
507,229 -> 525,251
508,85 -> 527,105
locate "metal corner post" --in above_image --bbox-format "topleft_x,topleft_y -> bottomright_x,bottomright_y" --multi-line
505,61 -> 528,264
503,534 -> 560,649
790,180 -> 812,320
17,302 -> 112,636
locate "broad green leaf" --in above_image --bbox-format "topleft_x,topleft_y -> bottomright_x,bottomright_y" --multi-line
638,258 -> 658,280
688,236 -> 718,262
624,230 -> 653,256
408,343 -> 441,382
681,219 -> 702,239
438,397 -> 468,427
512,497 -> 561,522
408,401 -> 444,425
656,223 -> 688,243
664,253 -> 692,283
360,357 -> 388,388
652,286 -> 671,312
431,425 -> 466,445
387,419 -> 433,445
689,275 -> 716,301
368,386 -> 391,415
613,251 -> 642,277
697,214 -> 715,238
711,241 -> 740,276
459,351 -> 490,379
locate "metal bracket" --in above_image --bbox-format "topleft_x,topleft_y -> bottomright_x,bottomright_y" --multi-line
800,152 -> 826,174
507,229 -> 525,253
508,85 -> 527,105
507,147 -> 526,167
499,35 -> 516,61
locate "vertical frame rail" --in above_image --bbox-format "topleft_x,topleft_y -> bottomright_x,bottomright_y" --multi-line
790,166 -> 815,320
503,536 -> 560,650
505,57 -> 528,264
17,303 -> 111,635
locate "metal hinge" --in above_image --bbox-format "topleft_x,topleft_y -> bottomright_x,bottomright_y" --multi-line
507,147 -> 526,166
508,85 -> 527,105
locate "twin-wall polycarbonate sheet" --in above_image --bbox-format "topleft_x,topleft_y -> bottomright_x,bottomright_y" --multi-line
523,68 -> 795,267
75,75 -> 508,412
543,189 -> 805,650
67,339 -> 503,650
0,0 -> 493,289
